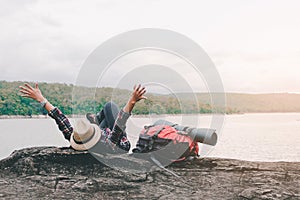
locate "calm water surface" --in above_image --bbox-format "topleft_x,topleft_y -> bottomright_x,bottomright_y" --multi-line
0,113 -> 299,162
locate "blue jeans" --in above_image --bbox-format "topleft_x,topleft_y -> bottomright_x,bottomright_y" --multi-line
96,101 -> 120,130
93,101 -> 131,152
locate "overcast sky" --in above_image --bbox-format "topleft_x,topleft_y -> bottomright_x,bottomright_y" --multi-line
0,0 -> 299,93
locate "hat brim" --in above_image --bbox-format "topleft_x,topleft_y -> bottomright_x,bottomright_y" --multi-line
70,124 -> 102,151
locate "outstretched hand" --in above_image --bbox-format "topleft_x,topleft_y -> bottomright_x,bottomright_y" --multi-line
19,83 -> 45,103
123,84 -> 147,114
131,84 -> 147,104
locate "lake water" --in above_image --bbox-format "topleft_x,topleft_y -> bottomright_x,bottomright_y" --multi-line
0,113 -> 300,162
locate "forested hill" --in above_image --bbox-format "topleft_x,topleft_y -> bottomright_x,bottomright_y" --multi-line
176,93 -> 300,113
0,81 -> 300,116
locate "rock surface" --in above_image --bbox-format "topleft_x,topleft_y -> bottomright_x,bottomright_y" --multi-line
0,147 -> 299,200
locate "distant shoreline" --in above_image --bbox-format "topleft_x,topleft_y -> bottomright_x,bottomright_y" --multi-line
0,115 -> 84,119
1,112 -> 300,119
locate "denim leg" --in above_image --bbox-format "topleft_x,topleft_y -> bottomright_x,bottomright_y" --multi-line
96,101 -> 120,130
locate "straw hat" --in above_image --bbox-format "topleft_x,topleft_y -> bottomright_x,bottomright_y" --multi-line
70,119 -> 102,151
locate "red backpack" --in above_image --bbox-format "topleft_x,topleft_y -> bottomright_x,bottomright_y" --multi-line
132,124 -> 199,162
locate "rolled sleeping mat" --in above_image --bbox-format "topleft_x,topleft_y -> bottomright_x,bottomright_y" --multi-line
153,119 -> 218,146
186,128 -> 217,146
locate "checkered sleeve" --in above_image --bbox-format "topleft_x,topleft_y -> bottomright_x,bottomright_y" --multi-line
48,107 -> 73,141
109,109 -> 131,152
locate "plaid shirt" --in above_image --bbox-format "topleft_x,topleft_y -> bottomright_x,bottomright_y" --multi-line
48,108 -> 131,152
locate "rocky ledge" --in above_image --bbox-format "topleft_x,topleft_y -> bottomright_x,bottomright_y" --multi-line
0,147 -> 299,200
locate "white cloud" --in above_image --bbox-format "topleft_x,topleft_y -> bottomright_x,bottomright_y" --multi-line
0,0 -> 299,93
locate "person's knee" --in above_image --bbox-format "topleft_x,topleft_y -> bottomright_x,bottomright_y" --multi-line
104,101 -> 119,112
104,101 -> 117,108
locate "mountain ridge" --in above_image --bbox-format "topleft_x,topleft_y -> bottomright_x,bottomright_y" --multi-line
1,81 -> 300,115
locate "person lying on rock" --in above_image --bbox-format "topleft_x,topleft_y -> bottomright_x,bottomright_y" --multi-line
19,83 -> 147,153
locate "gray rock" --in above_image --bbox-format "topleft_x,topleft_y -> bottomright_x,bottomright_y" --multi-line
0,147 -> 299,199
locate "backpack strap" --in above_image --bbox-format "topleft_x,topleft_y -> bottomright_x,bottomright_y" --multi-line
143,125 -> 154,135
148,126 -> 165,151
153,126 -> 165,139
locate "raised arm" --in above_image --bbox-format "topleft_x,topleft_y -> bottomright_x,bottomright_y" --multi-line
123,84 -> 147,113
19,83 -> 55,112
109,84 -> 147,151
19,83 -> 73,140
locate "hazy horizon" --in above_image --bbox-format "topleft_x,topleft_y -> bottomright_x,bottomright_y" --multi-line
1,1 -> 300,94
2,80 -> 300,95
